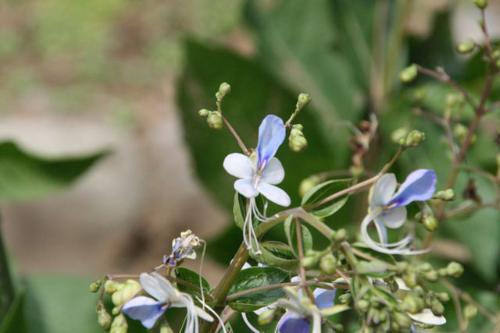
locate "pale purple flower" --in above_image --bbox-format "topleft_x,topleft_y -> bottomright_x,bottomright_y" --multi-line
223,115 -> 290,254
122,272 -> 212,331
361,169 -> 436,255
163,230 -> 200,267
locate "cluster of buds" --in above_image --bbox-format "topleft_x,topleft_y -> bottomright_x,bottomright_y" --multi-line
288,124 -> 307,152
163,229 -> 201,267
303,229 -> 346,270
198,82 -> 232,130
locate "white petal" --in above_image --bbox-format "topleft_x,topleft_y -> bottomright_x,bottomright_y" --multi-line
261,158 -> 285,185
140,273 -> 169,302
257,182 -> 291,207
370,174 -> 397,208
223,153 -> 254,179
234,179 -> 259,198
379,206 -> 407,229
395,278 -> 410,291
408,308 -> 446,325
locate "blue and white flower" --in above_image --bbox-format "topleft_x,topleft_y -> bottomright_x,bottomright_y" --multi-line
163,230 -> 200,267
122,272 -> 213,332
223,115 -> 291,254
361,169 -> 437,255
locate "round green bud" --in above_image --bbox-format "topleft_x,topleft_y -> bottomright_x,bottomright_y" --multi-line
446,262 -> 464,278
319,254 -> 337,274
423,216 -> 439,232
357,299 -> 370,312
418,263 -> 433,272
112,280 -> 141,306
104,280 -> 123,294
303,253 -> 320,268
431,299 -> 445,316
338,293 -> 351,304
218,82 -> 231,98
198,108 -> 210,117
207,111 -> 223,129
424,270 -> 439,282
112,306 -> 121,316
464,304 -> 478,320
391,128 -> 409,145
393,312 -> 412,329
299,175 -> 320,197
473,0 -> 488,9
436,292 -> 450,303
110,314 -> 128,333
396,261 -> 409,273
403,271 -> 418,289
289,133 -> 308,152
334,229 -> 347,242
258,308 -> 276,325
405,130 -> 426,147
400,64 -> 418,83
96,303 -> 112,330
457,41 -> 476,54
402,294 -> 424,314
297,93 -> 311,109
454,123 -> 468,142
89,279 -> 102,293
434,189 -> 455,201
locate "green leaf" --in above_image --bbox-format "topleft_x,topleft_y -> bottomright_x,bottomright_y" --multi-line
312,196 -> 349,219
356,260 -> 391,278
0,141 -> 109,202
228,267 -> 289,312
24,275 -> 104,333
283,216 -> 313,255
258,241 -> 298,271
301,179 -> 351,206
233,192 -> 246,229
175,267 -> 211,298
245,0 -> 363,162
0,291 -> 27,333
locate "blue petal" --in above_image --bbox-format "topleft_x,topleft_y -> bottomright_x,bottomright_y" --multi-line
389,169 -> 436,207
257,115 -> 286,170
314,288 -> 336,309
277,313 -> 310,333
122,296 -> 166,329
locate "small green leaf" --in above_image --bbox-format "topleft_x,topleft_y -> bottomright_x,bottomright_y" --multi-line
228,267 -> 289,312
301,179 -> 351,206
258,241 -> 299,271
0,291 -> 27,333
175,267 -> 211,299
312,196 -> 349,219
0,141 -> 109,202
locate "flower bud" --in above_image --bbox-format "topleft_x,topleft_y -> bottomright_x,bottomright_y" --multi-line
112,280 -> 141,306
338,293 -> 351,304
473,0 -> 488,9
104,280 -> 123,294
207,111 -> 223,129
446,262 -> 464,277
424,270 -> 439,282
423,215 -> 439,232
258,308 -> 276,325
405,130 -> 425,147
356,299 -> 370,312
96,302 -> 112,330
110,314 -> 128,333
453,123 -> 469,143
400,64 -> 418,83
296,93 -> 311,109
403,271 -> 418,288
303,252 -> 320,268
391,128 -> 409,145
434,189 -> 455,201
289,125 -> 308,152
402,294 -> 424,314
334,228 -> 347,242
431,299 -> 445,316
89,279 -> 103,293
198,108 -> 210,117
393,312 -> 412,329
457,41 -> 476,54
217,82 -> 231,99
319,254 -> 337,274
436,292 -> 450,303
299,175 -> 320,197
464,304 -> 478,320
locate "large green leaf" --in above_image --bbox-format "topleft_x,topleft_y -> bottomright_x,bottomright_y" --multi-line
228,267 -> 289,312
177,40 -> 334,209
245,0 -> 363,161
0,291 -> 27,333
0,141 -> 109,202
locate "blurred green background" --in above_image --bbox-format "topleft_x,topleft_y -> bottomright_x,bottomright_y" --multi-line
0,0 -> 498,332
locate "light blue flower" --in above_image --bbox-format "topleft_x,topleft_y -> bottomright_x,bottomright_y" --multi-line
122,272 -> 213,331
361,169 -> 436,255
223,115 -> 290,254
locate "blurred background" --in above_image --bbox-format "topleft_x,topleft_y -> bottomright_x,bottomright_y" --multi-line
0,0 -> 499,332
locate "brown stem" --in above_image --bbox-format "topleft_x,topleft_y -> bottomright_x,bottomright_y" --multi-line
295,220 -> 315,302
